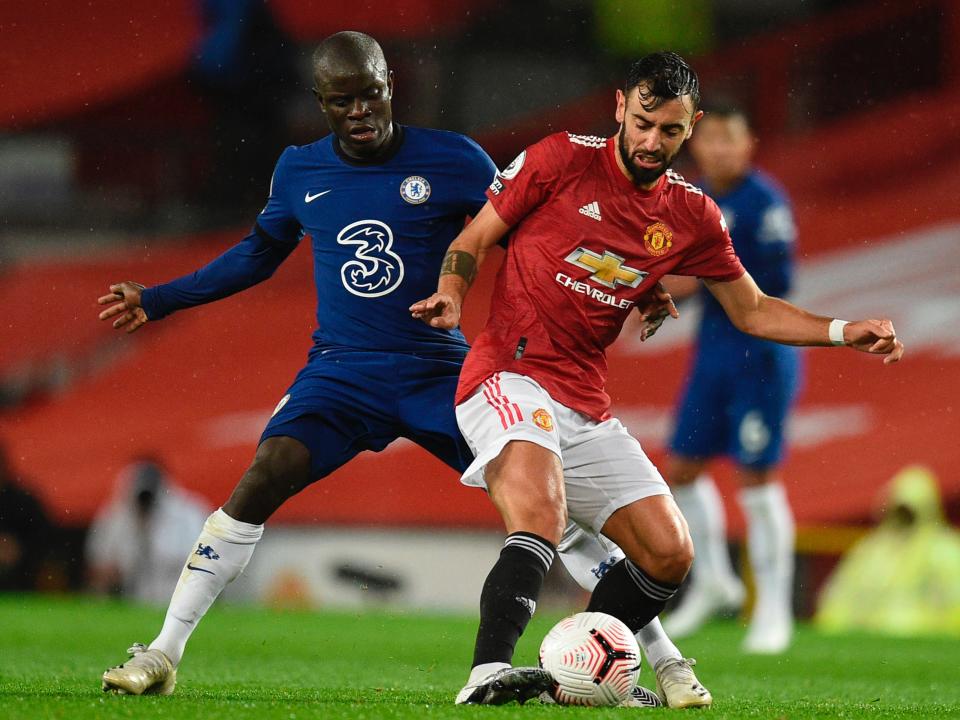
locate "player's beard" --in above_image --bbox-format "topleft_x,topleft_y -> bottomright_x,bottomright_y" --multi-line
618,125 -> 675,186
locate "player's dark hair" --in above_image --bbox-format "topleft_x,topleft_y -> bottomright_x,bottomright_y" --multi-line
699,98 -> 751,126
311,31 -> 388,96
313,31 -> 386,76
624,51 -> 700,112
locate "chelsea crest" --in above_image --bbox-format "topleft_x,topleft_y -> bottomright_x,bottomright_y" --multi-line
400,176 -> 431,204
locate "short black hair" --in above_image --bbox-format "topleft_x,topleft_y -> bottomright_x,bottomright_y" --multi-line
624,51 -> 700,112
313,31 -> 386,77
699,98 -> 751,126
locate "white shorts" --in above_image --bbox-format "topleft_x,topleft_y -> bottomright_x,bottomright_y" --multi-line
456,372 -> 670,535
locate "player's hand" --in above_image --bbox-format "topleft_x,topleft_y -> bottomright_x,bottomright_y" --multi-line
843,318 -> 904,365
636,282 -> 679,342
410,293 -> 461,330
97,281 -> 149,334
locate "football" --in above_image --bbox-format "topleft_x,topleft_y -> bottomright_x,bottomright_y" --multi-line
538,611 -> 641,706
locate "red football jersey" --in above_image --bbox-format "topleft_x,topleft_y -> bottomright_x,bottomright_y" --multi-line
457,131 -> 745,421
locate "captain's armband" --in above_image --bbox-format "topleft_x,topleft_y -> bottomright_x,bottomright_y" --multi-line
440,250 -> 478,285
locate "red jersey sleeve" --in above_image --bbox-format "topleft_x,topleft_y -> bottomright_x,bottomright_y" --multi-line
674,194 -> 746,281
485,133 -> 570,228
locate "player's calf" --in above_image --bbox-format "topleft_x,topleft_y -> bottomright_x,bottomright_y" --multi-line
222,436 -> 313,524
471,532 -> 555,667
586,558 -> 681,633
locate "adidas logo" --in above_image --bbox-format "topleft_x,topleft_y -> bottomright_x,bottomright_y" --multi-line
514,595 -> 537,616
578,201 -> 601,221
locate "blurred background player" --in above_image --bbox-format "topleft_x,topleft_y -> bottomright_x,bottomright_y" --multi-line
661,103 -> 801,654
86,458 -> 209,605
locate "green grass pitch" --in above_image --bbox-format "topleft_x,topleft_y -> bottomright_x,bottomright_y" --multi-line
1,595 -> 958,719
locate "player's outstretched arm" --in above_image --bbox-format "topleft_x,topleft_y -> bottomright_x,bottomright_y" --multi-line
410,201 -> 510,330
95,231 -> 298,328
706,272 -> 904,364
98,281 -> 148,334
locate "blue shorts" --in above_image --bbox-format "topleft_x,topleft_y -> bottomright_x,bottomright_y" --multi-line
669,343 -> 802,468
260,348 -> 472,481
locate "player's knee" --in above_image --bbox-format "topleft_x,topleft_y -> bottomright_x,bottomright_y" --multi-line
506,495 -> 566,544
487,451 -> 567,543
643,532 -> 693,584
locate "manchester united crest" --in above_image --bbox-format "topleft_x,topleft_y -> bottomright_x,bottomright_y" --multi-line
533,408 -> 554,432
643,222 -> 673,256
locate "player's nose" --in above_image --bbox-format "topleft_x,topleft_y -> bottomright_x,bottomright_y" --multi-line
640,130 -> 661,152
348,99 -> 370,118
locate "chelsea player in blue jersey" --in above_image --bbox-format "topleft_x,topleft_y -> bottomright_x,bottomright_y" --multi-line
96,31 -> 709,706
662,104 -> 801,654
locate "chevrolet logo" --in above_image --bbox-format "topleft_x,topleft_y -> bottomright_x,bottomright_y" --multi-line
563,248 -> 647,289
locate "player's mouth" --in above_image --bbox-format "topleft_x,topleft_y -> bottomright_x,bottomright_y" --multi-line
347,125 -> 377,143
634,153 -> 663,169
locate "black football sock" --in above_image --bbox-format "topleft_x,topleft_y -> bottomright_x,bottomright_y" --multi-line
472,531 -> 556,667
586,558 -> 679,632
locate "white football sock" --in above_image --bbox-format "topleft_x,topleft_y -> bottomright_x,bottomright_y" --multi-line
737,483 -> 795,620
635,616 -> 681,668
150,508 -> 263,666
672,475 -> 740,591
556,523 -> 624,593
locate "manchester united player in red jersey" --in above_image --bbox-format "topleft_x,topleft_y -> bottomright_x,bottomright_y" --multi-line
412,52 -> 903,706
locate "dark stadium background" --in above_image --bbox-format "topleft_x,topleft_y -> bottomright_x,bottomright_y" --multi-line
1,0 -> 957,613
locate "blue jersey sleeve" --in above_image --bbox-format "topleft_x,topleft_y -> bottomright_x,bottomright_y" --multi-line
140,229 -> 298,320
458,136 -> 498,217
254,146 -> 302,245
750,200 -> 796,297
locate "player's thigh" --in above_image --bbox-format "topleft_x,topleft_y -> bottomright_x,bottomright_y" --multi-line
560,415 -> 671,537
486,440 -> 566,541
727,350 -> 801,467
669,357 -> 729,461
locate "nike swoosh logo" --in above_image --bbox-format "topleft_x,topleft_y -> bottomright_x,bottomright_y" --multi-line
305,189 -> 332,203
186,563 -> 216,575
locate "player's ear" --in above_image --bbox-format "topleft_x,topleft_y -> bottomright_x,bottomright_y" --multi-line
386,70 -> 395,100
615,89 -> 626,124
687,109 -> 704,138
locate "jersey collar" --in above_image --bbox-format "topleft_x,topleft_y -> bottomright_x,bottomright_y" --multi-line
333,123 -> 405,166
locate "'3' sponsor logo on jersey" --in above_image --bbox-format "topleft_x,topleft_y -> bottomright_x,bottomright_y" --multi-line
336,220 -> 405,298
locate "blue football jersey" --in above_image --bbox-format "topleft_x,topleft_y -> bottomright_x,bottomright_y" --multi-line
255,124 -> 496,354
697,169 -> 797,348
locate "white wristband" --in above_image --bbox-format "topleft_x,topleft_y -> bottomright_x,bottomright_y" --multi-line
829,319 -> 849,346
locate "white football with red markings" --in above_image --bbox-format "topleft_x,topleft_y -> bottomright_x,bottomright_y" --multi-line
538,611 -> 641,706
